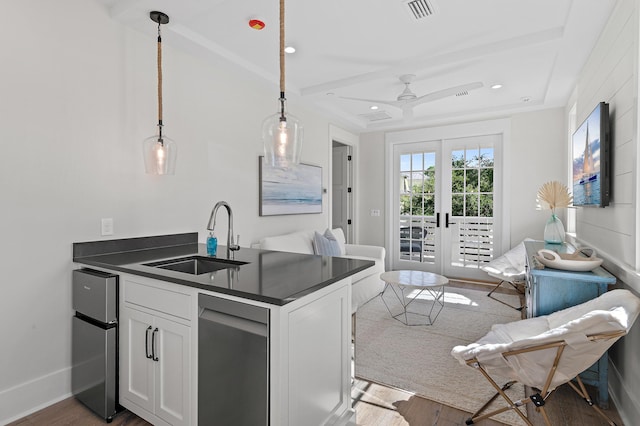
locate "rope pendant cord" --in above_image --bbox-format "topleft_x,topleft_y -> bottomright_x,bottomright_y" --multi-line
279,0 -> 285,95
157,24 -> 163,138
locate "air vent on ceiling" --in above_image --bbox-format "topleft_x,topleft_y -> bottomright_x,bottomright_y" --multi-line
404,0 -> 436,20
455,90 -> 469,97
359,111 -> 393,122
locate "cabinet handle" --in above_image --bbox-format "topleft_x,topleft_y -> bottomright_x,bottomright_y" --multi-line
436,213 -> 440,228
152,328 -> 159,362
145,326 -> 153,359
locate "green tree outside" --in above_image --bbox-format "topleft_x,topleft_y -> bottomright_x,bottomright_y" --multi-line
400,150 -> 494,218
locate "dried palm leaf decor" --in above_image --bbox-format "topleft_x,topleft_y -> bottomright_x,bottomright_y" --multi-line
536,181 -> 573,244
536,181 -> 573,213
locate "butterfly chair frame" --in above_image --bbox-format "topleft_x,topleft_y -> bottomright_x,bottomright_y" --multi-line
463,330 -> 624,426
482,240 -> 530,312
486,276 -> 525,311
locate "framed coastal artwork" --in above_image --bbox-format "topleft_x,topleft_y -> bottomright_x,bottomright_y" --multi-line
259,156 -> 323,216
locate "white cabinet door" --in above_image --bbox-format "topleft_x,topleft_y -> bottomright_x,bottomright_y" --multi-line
120,307 -> 155,413
155,316 -> 191,426
286,284 -> 351,425
120,306 -> 191,426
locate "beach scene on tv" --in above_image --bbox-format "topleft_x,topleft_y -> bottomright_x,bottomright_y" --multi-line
572,106 -> 603,206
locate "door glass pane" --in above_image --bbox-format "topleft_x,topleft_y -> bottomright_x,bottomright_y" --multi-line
451,194 -> 464,216
450,145 -> 495,269
400,154 -> 411,171
480,194 -> 493,217
465,169 -> 478,192
465,194 -> 478,216
451,150 -> 464,167
399,149 -> 436,264
451,169 -> 464,192
479,169 -> 493,192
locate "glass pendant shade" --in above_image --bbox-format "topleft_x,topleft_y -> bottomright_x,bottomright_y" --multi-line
262,0 -> 303,168
262,107 -> 303,168
145,11 -> 176,175
143,134 -> 177,175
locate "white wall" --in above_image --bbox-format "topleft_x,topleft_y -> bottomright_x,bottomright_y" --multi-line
566,0 -> 640,423
568,0 -> 638,271
509,108 -> 567,245
356,132 -> 386,247
0,1 -> 337,422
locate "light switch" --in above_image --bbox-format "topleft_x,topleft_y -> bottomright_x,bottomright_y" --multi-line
101,218 -> 114,236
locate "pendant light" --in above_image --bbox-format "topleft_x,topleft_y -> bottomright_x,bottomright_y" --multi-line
261,0 -> 303,168
143,11 -> 177,175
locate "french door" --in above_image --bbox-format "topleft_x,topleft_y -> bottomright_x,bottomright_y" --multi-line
390,131 -> 504,281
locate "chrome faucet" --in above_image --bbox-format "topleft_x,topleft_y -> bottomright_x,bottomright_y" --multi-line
207,201 -> 240,254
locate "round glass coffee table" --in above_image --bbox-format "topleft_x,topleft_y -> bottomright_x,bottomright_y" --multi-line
380,270 -> 449,326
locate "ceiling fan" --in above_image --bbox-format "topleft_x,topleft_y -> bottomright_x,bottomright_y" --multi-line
341,74 -> 483,120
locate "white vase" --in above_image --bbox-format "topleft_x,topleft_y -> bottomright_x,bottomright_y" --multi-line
544,213 -> 565,244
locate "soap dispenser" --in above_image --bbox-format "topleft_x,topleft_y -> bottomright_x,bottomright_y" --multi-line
207,232 -> 218,256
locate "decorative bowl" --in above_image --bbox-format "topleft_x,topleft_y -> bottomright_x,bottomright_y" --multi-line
535,248 -> 603,272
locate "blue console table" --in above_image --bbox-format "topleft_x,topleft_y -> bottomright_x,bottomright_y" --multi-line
524,240 -> 616,407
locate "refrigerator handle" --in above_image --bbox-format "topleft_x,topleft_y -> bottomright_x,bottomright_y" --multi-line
145,326 -> 153,359
152,328 -> 159,362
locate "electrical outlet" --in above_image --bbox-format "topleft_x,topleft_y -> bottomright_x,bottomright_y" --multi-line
101,218 -> 114,236
370,209 -> 381,217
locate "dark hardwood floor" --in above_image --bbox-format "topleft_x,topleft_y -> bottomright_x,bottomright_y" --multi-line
9,282 -> 625,425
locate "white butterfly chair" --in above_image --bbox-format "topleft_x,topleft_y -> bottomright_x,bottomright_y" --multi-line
451,289 -> 640,426
481,239 -> 530,311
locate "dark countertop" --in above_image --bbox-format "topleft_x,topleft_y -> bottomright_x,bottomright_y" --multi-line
73,233 -> 375,306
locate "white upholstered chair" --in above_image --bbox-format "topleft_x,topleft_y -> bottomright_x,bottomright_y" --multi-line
451,289 -> 640,426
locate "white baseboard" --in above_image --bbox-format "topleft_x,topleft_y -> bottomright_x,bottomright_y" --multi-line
608,360 -> 640,425
0,367 -> 71,425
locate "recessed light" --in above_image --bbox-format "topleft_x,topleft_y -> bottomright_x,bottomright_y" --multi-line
370,105 -> 379,110
284,46 -> 296,54
491,84 -> 503,89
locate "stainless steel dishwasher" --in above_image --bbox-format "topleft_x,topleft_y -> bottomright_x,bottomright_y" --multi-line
198,294 -> 269,425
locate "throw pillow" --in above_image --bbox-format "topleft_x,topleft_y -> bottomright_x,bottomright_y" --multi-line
328,228 -> 347,255
313,231 -> 342,256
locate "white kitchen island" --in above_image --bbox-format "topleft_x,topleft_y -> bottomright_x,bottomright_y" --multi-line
73,233 -> 371,426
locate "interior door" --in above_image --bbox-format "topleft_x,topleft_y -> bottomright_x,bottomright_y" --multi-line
332,143 -> 352,242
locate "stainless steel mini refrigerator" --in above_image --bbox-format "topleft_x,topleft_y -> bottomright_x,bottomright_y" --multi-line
72,268 -> 119,422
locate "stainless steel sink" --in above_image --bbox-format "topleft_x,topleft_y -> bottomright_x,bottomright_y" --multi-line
144,256 -> 248,275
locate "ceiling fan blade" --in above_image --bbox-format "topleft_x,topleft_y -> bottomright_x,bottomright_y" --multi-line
340,96 -> 403,108
410,82 -> 484,106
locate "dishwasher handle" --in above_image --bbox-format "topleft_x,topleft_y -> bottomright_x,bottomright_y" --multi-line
200,308 -> 268,337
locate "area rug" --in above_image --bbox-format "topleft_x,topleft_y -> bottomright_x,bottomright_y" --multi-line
355,285 -> 526,425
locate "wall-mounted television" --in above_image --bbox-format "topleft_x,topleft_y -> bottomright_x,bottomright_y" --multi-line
571,102 -> 610,207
